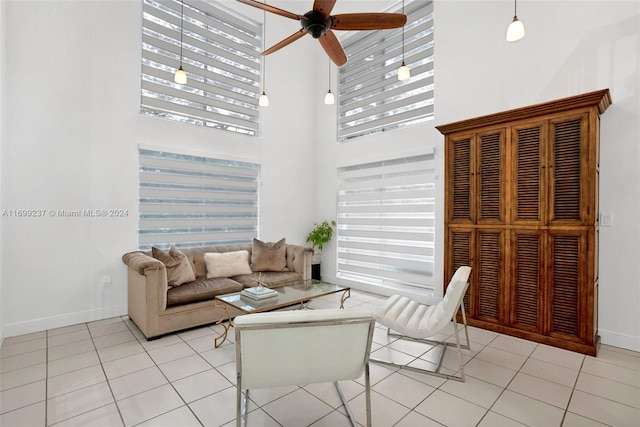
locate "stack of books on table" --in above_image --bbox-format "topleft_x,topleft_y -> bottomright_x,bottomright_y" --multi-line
240,286 -> 278,300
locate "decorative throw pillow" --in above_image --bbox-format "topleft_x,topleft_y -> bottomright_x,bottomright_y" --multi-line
205,250 -> 253,278
151,246 -> 195,287
250,238 -> 287,272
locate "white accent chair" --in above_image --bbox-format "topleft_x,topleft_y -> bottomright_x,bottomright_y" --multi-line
371,266 -> 472,381
234,309 -> 375,427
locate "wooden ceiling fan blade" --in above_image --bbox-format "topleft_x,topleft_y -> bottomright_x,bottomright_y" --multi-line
319,30 -> 347,66
332,13 -> 407,31
263,29 -> 306,56
236,0 -> 303,21
313,0 -> 337,18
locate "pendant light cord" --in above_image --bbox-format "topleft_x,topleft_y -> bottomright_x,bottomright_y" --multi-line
179,0 -> 184,67
262,6 -> 266,92
401,0 -> 405,60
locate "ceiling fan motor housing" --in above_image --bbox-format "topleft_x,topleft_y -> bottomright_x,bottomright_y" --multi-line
302,10 -> 333,38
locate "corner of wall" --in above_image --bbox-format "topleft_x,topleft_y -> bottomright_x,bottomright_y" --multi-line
0,0 -> 6,346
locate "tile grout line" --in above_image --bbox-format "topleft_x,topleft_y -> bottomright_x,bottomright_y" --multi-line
560,355 -> 587,427
45,323 -> 119,426
163,326 -> 216,426
476,338 -> 540,427
128,319 -> 208,426
88,321 -> 127,427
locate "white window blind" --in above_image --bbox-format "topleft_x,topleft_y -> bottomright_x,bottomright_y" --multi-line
337,152 -> 435,291
338,0 -> 434,141
141,0 -> 262,136
138,149 -> 259,250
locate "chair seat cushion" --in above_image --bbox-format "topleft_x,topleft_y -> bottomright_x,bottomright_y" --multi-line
373,294 -> 443,339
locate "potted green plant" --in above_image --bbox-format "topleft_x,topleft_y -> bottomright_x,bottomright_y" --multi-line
305,220 -> 336,252
306,220 -> 336,279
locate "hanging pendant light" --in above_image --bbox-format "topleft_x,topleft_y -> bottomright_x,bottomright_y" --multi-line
174,0 -> 187,84
506,0 -> 525,42
259,6 -> 269,107
259,91 -> 270,107
397,0 -> 410,81
324,89 -> 335,105
324,60 -> 335,105
397,62 -> 410,81
174,66 -> 187,84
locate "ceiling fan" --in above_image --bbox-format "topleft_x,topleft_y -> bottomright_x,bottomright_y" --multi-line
237,0 -> 407,66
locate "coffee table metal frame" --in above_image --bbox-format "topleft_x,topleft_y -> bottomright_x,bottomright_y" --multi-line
213,279 -> 351,347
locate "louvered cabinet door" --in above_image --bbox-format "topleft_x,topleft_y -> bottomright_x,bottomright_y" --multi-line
549,113 -> 592,226
512,122 -> 548,225
510,230 -> 545,334
477,129 -> 506,224
476,229 -> 504,324
547,229 -> 593,345
446,134 -> 474,224
446,228 -> 475,317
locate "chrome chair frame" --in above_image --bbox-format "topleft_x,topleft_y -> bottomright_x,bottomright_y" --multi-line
371,266 -> 472,382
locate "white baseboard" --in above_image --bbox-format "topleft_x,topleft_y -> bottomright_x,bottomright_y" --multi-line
599,328 -> 640,352
2,305 -> 128,339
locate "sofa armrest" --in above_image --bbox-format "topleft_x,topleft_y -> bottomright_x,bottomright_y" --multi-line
122,251 -> 168,312
122,251 -> 162,275
286,245 -> 314,281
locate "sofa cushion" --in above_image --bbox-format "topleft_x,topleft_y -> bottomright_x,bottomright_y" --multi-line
250,238 -> 288,272
167,277 -> 243,307
151,246 -> 196,287
232,271 -> 302,288
184,245 -> 253,279
204,250 -> 252,278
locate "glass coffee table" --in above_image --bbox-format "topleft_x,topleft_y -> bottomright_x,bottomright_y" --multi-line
213,279 -> 350,347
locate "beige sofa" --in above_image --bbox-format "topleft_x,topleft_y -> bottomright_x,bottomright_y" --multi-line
122,243 -> 312,339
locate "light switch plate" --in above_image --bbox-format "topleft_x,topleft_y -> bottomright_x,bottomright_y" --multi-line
600,212 -> 613,226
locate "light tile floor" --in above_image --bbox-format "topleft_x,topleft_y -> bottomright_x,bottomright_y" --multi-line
1,290 -> 639,426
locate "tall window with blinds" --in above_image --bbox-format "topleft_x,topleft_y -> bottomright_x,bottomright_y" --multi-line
141,0 -> 262,136
336,152 -> 436,291
138,149 -> 259,250
338,0 -> 434,141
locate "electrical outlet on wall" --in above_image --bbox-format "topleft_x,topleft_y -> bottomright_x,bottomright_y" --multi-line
101,275 -> 111,287
600,212 -> 613,227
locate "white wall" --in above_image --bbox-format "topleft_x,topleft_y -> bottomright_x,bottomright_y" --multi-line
314,0 -> 640,351
0,0 -> 316,337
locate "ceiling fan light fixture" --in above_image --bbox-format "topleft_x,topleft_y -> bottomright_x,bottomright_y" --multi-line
259,91 -> 270,107
302,10 -> 332,39
324,89 -> 335,105
398,62 -> 411,81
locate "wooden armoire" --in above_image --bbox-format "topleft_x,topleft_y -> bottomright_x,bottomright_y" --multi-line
437,89 -> 611,356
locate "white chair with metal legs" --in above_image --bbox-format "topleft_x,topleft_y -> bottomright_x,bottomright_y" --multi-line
371,266 -> 472,382
234,309 -> 375,427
